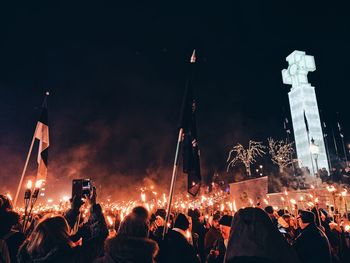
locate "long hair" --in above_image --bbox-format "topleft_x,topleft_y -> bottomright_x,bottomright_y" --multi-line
225,207 -> 300,263
26,214 -> 72,256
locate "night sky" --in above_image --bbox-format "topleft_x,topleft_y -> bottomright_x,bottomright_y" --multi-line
0,2 -> 349,198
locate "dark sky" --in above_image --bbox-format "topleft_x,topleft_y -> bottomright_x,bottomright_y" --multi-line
0,1 -> 349,197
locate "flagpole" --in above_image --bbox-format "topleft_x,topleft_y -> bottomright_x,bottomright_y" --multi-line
285,123 -> 296,176
163,128 -> 183,239
307,133 -> 315,176
332,127 -> 340,160
340,131 -> 348,166
14,124 -> 38,207
319,109 -> 332,172
337,117 -> 348,166
322,122 -> 332,172
304,111 -> 315,176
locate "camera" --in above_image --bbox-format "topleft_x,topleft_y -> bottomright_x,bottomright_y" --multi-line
72,179 -> 93,199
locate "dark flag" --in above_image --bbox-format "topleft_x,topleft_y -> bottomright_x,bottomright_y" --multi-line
323,121 -> 328,137
34,93 -> 49,182
283,117 -> 291,134
337,122 -> 344,138
303,111 -> 309,134
180,50 -> 201,196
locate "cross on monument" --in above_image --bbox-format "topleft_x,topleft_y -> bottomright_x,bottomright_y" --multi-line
282,50 -> 316,87
281,50 -> 330,176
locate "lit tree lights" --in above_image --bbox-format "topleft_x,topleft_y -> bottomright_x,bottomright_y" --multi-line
227,140 -> 266,177
268,138 -> 294,172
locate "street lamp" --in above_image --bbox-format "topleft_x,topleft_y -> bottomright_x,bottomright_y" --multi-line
310,138 -> 319,176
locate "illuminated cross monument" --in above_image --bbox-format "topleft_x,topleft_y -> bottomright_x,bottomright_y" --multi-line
282,50 -> 329,175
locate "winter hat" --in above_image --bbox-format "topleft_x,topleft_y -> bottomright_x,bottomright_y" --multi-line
213,211 -> 221,221
219,215 -> 233,227
191,209 -> 201,220
174,213 -> 189,231
264,206 -> 274,214
132,206 -> 149,221
277,209 -> 285,217
155,208 -> 166,220
299,210 -> 315,224
319,208 -> 329,218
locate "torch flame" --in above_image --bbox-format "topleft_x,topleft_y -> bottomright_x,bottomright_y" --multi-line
233,200 -> 237,212
228,202 -> 233,212
106,216 -> 114,226
141,192 -> 146,202
62,195 -> 70,202
35,180 -> 44,188
220,203 -> 225,211
6,193 -> 12,201
326,185 -> 336,192
26,180 -> 33,189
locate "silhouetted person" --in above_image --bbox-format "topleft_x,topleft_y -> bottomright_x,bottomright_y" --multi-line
17,187 -> 108,263
0,194 -> 25,263
293,210 -> 331,263
190,209 -> 206,262
207,215 -> 233,263
96,211 -> 158,263
225,207 -> 300,263
158,213 -> 199,263
264,206 -> 278,228
204,211 -> 222,256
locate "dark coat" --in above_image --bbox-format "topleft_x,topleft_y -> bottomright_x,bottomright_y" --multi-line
192,219 -> 206,261
207,237 -> 226,263
293,223 -> 332,263
94,235 -> 158,263
225,208 -> 300,263
0,209 -> 25,263
0,230 -> 25,263
204,226 -> 222,255
157,229 -> 199,263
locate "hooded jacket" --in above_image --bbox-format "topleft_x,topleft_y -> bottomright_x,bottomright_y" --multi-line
94,235 -> 158,263
292,223 -> 331,263
224,208 -> 300,263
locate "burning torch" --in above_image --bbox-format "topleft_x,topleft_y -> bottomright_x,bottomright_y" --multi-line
23,180 -> 43,232
22,180 -> 32,232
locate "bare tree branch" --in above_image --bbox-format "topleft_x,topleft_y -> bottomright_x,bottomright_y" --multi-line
227,141 -> 266,176
268,137 -> 294,172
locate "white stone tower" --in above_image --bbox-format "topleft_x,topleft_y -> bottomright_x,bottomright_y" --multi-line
282,50 -> 329,175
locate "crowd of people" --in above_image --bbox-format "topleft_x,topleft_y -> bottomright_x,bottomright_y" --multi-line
1,187 -> 350,263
